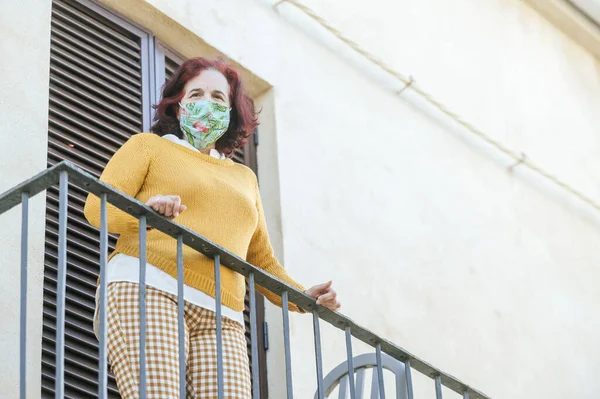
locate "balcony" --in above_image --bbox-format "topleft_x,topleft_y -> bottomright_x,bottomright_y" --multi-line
0,161 -> 490,399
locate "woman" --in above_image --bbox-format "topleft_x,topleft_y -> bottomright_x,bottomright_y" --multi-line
84,57 -> 340,399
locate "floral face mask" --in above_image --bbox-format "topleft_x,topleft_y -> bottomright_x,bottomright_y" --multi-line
178,100 -> 231,149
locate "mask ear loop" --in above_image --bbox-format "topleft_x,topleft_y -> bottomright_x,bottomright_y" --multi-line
178,102 -> 192,118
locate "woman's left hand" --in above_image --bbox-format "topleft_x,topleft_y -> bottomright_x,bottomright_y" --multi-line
305,281 -> 341,312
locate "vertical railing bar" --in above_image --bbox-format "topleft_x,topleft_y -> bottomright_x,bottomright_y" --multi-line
98,194 -> 108,399
355,368 -> 366,395
138,215 -> 147,399
370,364 -> 380,398
282,291 -> 294,399
375,343 -> 386,399
20,192 -> 29,399
338,376 -> 349,399
55,171 -> 68,399
249,272 -> 260,398
313,310 -> 324,399
463,390 -> 470,399
435,375 -> 443,399
177,235 -> 185,399
345,327 -> 356,399
404,359 -> 414,399
214,254 -> 224,399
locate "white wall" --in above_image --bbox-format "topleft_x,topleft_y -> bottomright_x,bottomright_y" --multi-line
0,1 -> 52,398
143,0 -> 600,398
3,0 -> 600,398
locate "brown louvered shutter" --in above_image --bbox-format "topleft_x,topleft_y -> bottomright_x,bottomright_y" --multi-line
157,45 -> 269,397
43,0 -> 151,397
165,55 -> 180,81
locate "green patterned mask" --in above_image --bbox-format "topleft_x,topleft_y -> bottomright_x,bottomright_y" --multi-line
178,100 -> 231,149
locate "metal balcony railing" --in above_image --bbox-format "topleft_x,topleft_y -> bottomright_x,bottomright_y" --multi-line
1,161 -> 490,399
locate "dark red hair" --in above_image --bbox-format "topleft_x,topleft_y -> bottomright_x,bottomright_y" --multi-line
151,57 -> 259,156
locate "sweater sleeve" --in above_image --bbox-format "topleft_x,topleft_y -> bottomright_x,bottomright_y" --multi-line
246,182 -> 306,313
84,134 -> 151,234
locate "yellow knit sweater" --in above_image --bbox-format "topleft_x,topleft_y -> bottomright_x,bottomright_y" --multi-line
84,133 -> 305,312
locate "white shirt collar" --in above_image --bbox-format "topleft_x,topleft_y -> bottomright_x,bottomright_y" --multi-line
162,134 -> 226,160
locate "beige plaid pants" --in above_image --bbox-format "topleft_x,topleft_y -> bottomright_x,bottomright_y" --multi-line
104,282 -> 252,399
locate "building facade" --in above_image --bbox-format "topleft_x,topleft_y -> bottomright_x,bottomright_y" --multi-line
1,0 -> 600,398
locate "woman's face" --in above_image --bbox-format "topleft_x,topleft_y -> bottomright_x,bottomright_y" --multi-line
179,69 -> 231,111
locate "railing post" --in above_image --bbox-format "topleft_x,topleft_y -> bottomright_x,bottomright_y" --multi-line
249,272 -> 260,398
375,343 -> 386,399
345,327 -> 356,399
177,235 -> 186,399
138,215 -> 147,398
20,192 -> 29,399
214,254 -> 224,399
435,375 -> 443,399
355,368 -> 366,395
281,291 -> 294,399
404,359 -> 414,399
98,194 -> 108,399
313,310 -> 324,399
55,171 -> 68,399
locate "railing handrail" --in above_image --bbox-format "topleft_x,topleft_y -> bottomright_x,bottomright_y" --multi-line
0,160 -> 490,399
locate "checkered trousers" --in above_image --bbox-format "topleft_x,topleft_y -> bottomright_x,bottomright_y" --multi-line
103,282 -> 252,398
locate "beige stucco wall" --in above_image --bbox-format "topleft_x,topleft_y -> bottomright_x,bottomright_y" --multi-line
0,1 -> 52,398
135,0 -> 600,398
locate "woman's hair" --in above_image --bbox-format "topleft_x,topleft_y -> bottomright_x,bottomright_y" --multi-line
151,57 -> 259,156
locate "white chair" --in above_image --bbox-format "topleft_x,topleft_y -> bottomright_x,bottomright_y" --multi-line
316,353 -> 409,399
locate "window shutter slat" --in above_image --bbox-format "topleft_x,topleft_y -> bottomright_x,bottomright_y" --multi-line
50,54 -> 142,104
49,71 -> 143,117
52,1 -> 141,55
51,37 -> 142,88
51,28 -> 142,79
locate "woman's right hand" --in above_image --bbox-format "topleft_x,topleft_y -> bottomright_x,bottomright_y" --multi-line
146,195 -> 187,219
